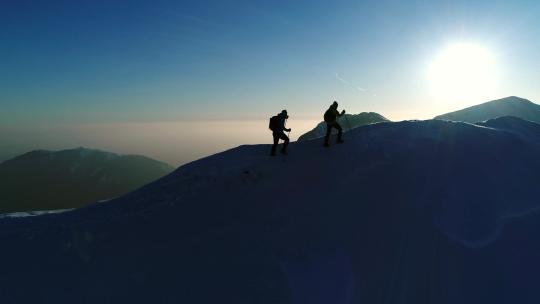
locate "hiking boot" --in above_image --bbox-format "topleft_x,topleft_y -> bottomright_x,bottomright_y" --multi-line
337,139 -> 344,144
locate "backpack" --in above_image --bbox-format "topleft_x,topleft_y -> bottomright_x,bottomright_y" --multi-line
269,115 -> 280,131
324,109 -> 333,123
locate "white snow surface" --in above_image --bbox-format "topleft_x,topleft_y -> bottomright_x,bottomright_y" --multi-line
1,118 -> 540,303
0,208 -> 73,218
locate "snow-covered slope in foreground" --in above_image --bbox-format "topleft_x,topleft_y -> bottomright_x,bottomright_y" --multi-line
2,118 -> 540,303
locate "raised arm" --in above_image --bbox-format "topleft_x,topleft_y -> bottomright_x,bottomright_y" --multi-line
281,117 -> 291,132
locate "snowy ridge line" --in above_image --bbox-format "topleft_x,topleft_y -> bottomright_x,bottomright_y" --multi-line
0,209 -> 73,219
0,186 -> 178,237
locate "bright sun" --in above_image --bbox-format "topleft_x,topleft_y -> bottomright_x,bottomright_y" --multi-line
428,43 -> 498,106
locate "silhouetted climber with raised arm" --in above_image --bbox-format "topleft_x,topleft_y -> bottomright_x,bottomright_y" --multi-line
269,110 -> 291,156
323,101 -> 346,147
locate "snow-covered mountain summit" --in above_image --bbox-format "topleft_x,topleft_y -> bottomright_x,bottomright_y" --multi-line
435,96 -> 540,123
297,112 -> 389,141
2,118 -> 540,303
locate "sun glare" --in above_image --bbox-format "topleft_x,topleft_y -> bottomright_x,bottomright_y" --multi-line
428,43 -> 498,107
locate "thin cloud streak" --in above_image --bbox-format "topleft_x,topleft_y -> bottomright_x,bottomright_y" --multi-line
335,73 -> 367,92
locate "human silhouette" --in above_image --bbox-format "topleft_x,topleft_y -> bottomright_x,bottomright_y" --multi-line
269,110 -> 291,156
323,101 -> 345,147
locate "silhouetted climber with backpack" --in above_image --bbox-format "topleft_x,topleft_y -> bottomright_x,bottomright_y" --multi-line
269,110 -> 291,156
323,101 -> 346,147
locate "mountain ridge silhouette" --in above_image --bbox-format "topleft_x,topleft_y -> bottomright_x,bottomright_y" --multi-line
435,96 -> 540,123
298,112 -> 389,141
0,147 -> 174,213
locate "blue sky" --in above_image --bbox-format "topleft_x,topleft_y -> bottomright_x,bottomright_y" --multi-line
2,0 -> 540,163
3,0 -> 540,123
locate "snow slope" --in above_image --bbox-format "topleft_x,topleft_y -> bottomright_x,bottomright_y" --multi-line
1,118 -> 540,303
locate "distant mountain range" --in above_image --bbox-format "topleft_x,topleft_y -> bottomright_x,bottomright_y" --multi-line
298,112 -> 389,141
0,147 -> 174,213
435,96 -> 540,123
298,96 -> 539,141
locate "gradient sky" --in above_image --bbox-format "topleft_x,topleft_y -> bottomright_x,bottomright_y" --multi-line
2,0 -> 540,165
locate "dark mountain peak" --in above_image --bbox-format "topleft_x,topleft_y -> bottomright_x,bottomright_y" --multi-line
63,147 -> 119,158
435,96 -> 540,123
20,149 -> 51,156
490,96 -> 532,104
298,112 -> 389,141
0,148 -> 174,213
10,147 -> 119,162
84,149 -> 118,160
355,111 -> 388,119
